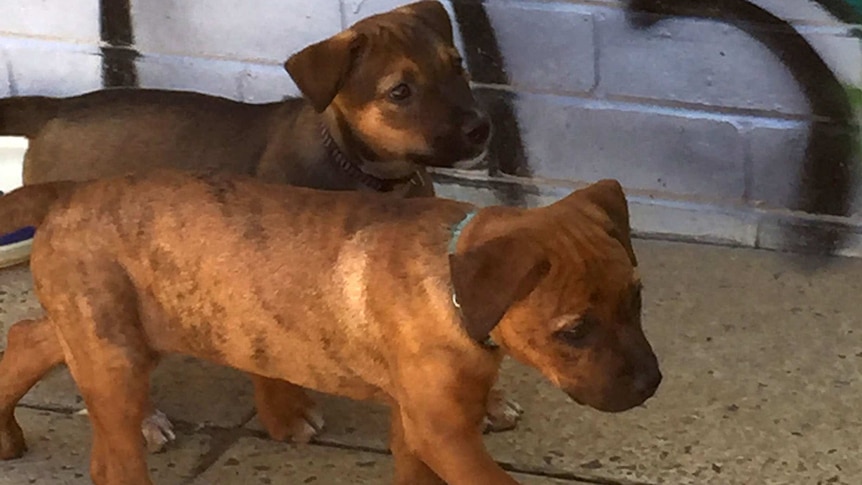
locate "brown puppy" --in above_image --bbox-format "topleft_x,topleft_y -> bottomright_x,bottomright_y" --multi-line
0,171 -> 660,485
0,0 -> 516,450
2,1 -> 489,196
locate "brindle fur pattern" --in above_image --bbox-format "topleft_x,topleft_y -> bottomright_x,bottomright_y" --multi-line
0,171 -> 660,484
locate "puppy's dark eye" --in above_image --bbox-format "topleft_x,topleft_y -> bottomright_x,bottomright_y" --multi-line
388,84 -> 412,102
555,317 -> 596,347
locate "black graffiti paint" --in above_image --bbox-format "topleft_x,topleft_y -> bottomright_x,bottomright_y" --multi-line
626,0 -> 859,256
451,0 -> 531,207
811,0 -> 862,26
100,0 -> 139,87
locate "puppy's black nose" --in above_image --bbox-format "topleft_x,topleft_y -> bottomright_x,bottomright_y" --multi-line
463,111 -> 491,146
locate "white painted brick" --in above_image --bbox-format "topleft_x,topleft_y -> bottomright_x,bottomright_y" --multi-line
752,0 -> 852,26
135,55 -> 245,100
433,177 -> 758,247
755,213 -> 862,255
513,93 -> 746,199
0,59 -> 9,97
596,8 -> 810,115
628,198 -> 758,246
590,1 -> 861,85
238,64 -> 300,103
485,2 -> 595,94
0,0 -> 100,44
432,180 -> 503,207
135,60 -> 303,104
747,124 -> 810,210
801,30 -> 862,86
748,123 -> 862,217
602,0 -> 851,26
342,0 -> 413,25
131,0 -> 343,63
0,38 -> 102,96
341,0 -> 466,55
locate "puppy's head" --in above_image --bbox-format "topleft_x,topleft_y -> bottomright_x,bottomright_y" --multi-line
450,180 -> 661,413
285,1 -> 489,169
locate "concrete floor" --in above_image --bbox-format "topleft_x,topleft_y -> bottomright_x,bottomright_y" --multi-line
0,239 -> 859,485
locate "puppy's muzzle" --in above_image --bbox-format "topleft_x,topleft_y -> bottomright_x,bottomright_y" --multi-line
566,359 -> 662,413
633,365 -> 662,398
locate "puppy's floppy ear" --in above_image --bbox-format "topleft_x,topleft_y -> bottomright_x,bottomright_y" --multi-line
449,235 -> 550,342
398,1 -> 455,45
576,179 -> 637,266
285,30 -> 367,113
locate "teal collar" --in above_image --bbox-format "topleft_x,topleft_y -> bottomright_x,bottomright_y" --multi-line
448,210 -> 478,255
448,210 -> 499,350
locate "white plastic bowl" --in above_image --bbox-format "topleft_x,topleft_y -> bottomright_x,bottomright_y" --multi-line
0,136 -> 26,193
0,136 -> 31,269
0,238 -> 33,269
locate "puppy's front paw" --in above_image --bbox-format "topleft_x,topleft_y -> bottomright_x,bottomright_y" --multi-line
142,409 -> 176,454
265,405 -> 325,444
253,379 -> 325,444
483,389 -> 524,433
0,417 -> 26,460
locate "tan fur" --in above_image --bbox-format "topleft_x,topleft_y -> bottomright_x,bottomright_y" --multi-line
0,171 -> 660,484
0,0 -> 508,450
355,103 -> 432,158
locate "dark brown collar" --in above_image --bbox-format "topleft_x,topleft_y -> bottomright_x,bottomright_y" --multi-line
319,124 -> 420,192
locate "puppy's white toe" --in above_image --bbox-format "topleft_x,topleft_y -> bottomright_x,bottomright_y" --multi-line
142,410 -> 176,454
484,390 -> 524,433
306,407 -> 325,433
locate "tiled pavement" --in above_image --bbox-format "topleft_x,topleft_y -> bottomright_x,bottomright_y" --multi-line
1,239 -> 860,484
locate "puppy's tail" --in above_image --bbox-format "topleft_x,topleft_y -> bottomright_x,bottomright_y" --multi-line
0,182 -> 76,234
0,96 -> 60,137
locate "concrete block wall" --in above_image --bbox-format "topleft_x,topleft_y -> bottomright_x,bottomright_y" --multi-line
2,0 -> 862,255
0,1 -> 103,97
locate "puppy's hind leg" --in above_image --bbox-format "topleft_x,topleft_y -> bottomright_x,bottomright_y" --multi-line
0,316 -> 172,458
60,319 -> 157,485
0,317 -> 65,460
45,266 -> 157,485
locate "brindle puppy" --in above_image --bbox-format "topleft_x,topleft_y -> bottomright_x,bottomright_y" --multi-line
0,172 -> 660,485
